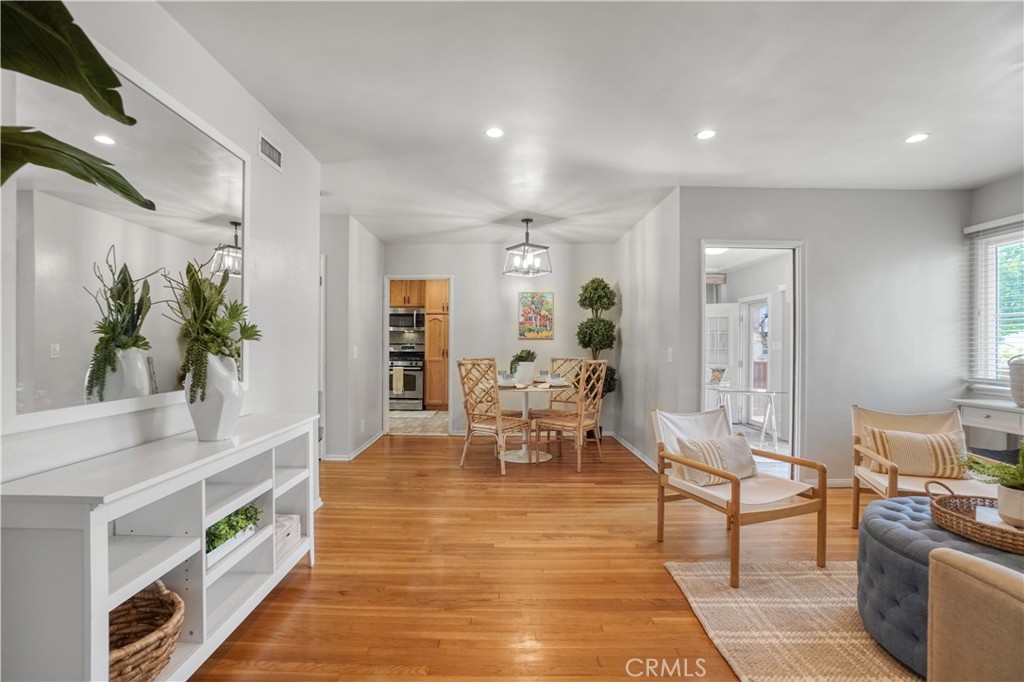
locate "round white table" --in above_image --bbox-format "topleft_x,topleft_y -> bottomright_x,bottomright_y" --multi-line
499,384 -> 560,463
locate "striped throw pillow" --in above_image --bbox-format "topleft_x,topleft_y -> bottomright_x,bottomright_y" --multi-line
674,434 -> 758,486
863,427 -> 967,478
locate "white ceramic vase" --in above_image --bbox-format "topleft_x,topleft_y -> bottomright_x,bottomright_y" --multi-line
95,348 -> 150,402
997,484 -> 1024,528
185,353 -> 243,442
1009,355 -> 1024,408
514,361 -> 536,382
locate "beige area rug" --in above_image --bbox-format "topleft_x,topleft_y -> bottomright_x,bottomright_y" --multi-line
665,561 -> 921,682
389,410 -> 437,419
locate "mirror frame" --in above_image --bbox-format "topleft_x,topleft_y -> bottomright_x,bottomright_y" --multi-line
699,239 -> 806,465
1,43 -> 252,435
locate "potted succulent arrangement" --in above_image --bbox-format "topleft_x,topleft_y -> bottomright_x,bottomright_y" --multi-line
164,260 -> 261,441
206,503 -> 262,566
510,349 -> 537,382
576,277 -> 618,396
84,246 -> 158,402
963,444 -> 1024,528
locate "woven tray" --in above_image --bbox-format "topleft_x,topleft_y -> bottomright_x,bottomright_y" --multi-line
926,481 -> 1024,555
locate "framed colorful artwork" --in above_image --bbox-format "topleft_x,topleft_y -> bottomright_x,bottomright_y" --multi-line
518,292 -> 554,340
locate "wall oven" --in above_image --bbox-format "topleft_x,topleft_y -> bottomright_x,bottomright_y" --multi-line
388,354 -> 424,410
389,307 -> 424,332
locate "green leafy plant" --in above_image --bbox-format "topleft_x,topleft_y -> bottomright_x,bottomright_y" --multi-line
0,1 -> 154,209
575,277 -> 618,395
510,349 -> 537,376
963,444 -> 1024,491
206,503 -> 261,553
164,259 -> 261,404
84,246 -> 158,401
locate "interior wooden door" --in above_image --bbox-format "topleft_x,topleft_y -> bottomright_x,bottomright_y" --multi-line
424,314 -> 448,409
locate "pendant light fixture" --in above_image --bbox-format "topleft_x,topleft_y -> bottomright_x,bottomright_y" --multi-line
503,217 -> 552,277
211,221 -> 243,278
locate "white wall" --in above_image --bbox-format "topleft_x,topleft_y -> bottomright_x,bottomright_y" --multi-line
319,215 -> 350,457
2,1 -> 321,480
383,242 -> 617,433
614,187 -> 971,480
347,217 -> 384,453
969,171 -> 1023,224
610,189 -> 682,459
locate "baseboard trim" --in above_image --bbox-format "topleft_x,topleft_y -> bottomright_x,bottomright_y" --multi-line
615,435 -> 657,472
322,430 -> 385,462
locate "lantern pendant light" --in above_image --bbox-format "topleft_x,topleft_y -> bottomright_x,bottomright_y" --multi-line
211,221 -> 243,278
502,217 -> 552,277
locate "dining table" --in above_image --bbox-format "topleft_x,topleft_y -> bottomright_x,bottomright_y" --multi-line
498,383 -> 563,463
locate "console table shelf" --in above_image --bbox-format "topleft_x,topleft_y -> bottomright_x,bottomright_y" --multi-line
1,413 -> 317,682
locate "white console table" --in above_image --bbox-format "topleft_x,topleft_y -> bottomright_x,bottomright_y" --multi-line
1,413 -> 317,681
950,398 -> 1024,446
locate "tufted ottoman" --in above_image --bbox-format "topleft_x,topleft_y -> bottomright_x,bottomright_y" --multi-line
857,497 -> 1024,677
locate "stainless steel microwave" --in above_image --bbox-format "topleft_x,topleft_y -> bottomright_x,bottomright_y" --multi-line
389,307 -> 424,331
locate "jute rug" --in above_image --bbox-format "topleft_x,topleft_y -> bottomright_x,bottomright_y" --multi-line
389,410 -> 437,419
665,561 -> 921,682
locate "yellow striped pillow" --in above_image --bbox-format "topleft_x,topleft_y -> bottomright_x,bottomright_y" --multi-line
675,434 -> 758,486
863,427 -> 967,478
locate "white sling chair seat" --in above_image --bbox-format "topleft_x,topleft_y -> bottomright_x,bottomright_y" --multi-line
665,472 -> 813,511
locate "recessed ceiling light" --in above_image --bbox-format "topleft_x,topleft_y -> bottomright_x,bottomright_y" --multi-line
695,129 -> 717,140
93,135 -> 115,145
485,128 -> 504,138
904,133 -> 929,144
705,247 -> 729,255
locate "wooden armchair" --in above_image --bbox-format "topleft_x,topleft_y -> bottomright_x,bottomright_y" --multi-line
457,358 -> 533,475
851,405 -> 997,527
653,408 -> 827,588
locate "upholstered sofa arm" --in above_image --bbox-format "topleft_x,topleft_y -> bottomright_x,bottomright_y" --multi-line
927,547 -> 1024,682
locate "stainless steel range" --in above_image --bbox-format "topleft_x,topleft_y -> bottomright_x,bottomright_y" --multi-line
388,342 -> 424,411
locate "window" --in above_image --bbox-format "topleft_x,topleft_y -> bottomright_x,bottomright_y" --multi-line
968,223 -> 1024,385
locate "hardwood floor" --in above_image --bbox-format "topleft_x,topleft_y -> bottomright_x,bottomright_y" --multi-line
193,435 -> 875,681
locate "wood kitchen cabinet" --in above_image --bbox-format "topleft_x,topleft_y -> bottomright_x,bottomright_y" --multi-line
425,279 -> 450,314
389,280 -> 425,307
424,313 -> 449,410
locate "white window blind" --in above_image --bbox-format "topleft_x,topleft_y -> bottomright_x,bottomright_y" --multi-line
966,221 -> 1024,385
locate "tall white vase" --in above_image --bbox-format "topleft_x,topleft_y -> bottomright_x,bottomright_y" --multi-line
185,353 -> 243,441
514,361 -> 536,382
95,348 -> 151,402
1009,355 -> 1024,408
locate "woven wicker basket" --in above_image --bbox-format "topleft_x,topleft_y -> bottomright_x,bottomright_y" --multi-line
926,481 -> 1024,555
109,581 -> 184,682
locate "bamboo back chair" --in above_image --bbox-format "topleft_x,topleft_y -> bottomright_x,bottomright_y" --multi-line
457,358 -> 532,475
533,360 -> 607,472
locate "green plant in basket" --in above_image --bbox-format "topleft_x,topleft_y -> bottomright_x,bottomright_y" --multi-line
84,246 -> 159,401
206,503 -> 261,552
962,444 -> 1024,490
163,259 -> 261,403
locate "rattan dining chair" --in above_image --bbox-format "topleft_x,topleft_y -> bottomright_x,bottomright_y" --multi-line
457,357 -> 533,475
528,357 -> 585,446
533,359 -> 607,472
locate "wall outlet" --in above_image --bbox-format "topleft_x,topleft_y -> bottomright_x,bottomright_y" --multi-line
49,343 -> 60,359
667,347 -> 673,363
360,418 -> 366,432
352,345 -> 359,359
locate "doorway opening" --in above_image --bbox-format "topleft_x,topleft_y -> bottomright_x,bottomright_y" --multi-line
702,244 -> 801,478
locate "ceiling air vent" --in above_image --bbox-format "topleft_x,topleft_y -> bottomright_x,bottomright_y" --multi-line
258,131 -> 283,173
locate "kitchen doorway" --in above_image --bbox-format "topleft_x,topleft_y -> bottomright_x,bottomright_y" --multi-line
385,277 -> 451,435
702,243 -> 801,478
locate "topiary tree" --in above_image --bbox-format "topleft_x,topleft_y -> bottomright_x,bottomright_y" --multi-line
575,277 -> 618,396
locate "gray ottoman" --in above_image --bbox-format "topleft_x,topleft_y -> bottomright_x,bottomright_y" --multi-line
857,497 -> 1024,677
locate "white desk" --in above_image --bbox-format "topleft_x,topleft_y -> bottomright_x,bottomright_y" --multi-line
713,387 -> 785,450
500,385 -> 559,463
950,398 -> 1024,446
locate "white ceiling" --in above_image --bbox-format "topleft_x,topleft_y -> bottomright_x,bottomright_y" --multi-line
706,247 -> 788,273
164,1 -> 1023,244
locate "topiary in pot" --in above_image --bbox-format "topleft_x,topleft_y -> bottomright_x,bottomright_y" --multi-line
575,277 -> 618,396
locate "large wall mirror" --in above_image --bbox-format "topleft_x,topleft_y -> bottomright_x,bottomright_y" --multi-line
702,242 -> 802,478
3,60 -> 247,429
